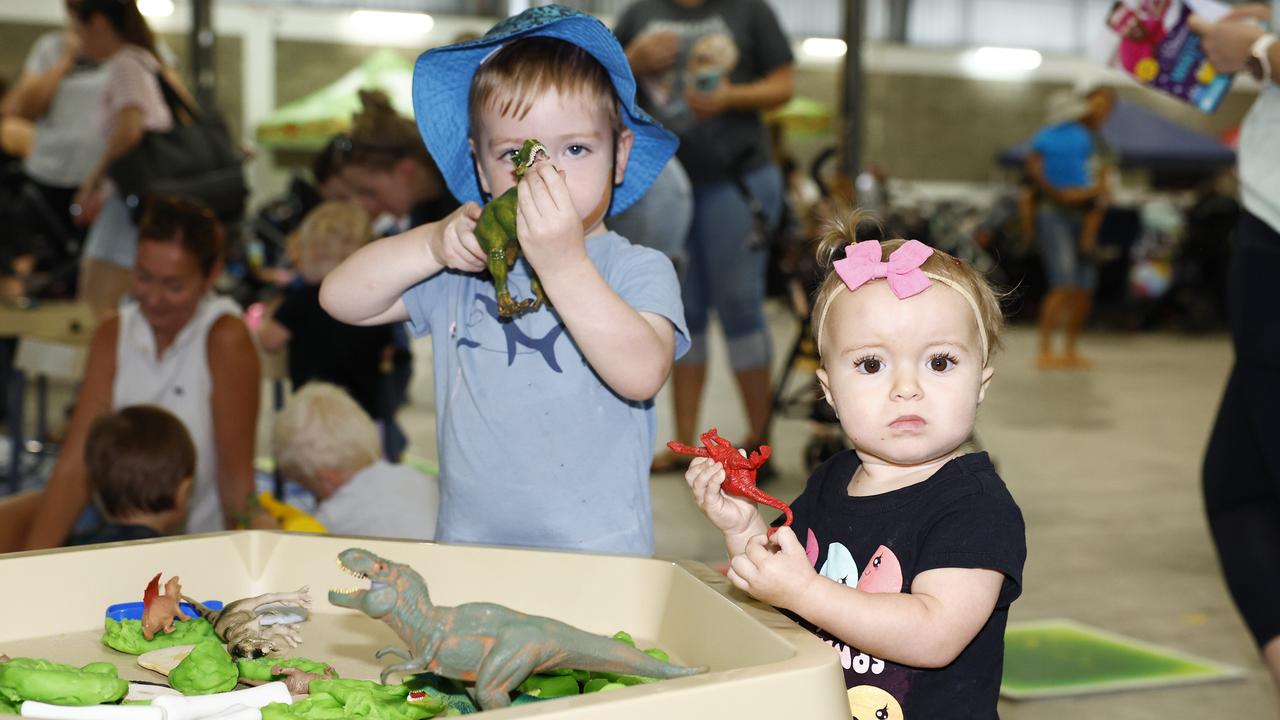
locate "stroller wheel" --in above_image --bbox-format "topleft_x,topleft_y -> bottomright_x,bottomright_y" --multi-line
804,433 -> 847,474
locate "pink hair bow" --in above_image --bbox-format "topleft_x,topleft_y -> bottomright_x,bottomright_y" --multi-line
833,239 -> 933,299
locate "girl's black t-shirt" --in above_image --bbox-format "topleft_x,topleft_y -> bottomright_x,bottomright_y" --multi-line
776,450 -> 1025,718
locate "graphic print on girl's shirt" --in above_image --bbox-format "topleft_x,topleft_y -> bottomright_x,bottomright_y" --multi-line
815,536 -> 911,717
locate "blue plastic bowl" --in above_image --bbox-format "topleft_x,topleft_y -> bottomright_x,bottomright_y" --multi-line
105,600 -> 223,621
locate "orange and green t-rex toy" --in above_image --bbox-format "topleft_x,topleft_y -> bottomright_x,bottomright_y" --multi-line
476,138 -> 551,318
328,548 -> 706,710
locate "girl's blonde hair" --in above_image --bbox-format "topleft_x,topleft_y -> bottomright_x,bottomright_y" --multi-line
811,212 -> 1004,365
273,382 -> 381,489
295,201 -> 371,283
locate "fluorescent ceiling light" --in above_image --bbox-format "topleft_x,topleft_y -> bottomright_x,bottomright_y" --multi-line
801,37 -> 848,59
349,10 -> 435,36
967,46 -> 1043,73
137,0 -> 174,17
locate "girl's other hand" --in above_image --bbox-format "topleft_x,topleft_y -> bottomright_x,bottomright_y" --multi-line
685,456 -> 758,534
727,527 -> 818,610
427,201 -> 485,272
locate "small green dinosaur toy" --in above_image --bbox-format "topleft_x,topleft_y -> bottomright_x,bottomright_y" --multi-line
329,548 -> 707,710
475,138 -> 552,318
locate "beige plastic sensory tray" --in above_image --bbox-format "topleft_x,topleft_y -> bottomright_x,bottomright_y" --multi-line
0,531 -> 847,718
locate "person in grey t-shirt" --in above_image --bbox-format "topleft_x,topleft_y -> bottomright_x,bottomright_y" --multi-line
615,0 -> 794,472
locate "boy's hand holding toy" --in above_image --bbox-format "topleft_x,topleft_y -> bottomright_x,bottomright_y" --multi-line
516,161 -> 589,278
426,202 -> 486,274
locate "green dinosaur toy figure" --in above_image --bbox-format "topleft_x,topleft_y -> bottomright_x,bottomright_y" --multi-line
475,138 -> 551,318
329,548 -> 707,710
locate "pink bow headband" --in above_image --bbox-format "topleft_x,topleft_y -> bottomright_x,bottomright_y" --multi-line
815,239 -> 990,363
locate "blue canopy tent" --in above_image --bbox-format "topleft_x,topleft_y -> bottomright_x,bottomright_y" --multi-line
997,99 -> 1235,172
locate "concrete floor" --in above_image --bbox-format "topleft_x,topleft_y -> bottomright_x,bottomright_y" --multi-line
366,301 -> 1278,718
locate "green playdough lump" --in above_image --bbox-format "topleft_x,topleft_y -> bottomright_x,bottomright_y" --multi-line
260,679 -> 445,720
0,657 -> 128,706
169,641 -> 238,695
516,673 -> 578,699
101,617 -> 218,654
237,657 -> 337,683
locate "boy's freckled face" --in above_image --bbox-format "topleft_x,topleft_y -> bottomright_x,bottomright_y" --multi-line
817,281 -> 993,467
473,87 -> 632,237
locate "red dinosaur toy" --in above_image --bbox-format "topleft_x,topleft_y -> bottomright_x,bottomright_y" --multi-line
667,428 -> 793,537
142,573 -> 190,641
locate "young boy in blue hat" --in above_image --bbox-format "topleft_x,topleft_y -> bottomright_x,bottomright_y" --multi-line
321,5 -> 689,556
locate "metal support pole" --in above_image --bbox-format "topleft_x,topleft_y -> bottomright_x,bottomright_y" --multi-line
840,0 -> 866,180
191,0 -> 216,109
889,0 -> 910,44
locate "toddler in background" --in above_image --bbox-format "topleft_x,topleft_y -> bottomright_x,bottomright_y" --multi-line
257,200 -> 393,427
81,405 -> 194,545
273,382 -> 437,541
684,215 -> 1025,716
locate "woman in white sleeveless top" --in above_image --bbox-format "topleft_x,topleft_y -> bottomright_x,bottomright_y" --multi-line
23,196 -> 260,549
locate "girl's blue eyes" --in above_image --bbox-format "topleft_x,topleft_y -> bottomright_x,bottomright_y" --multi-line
500,145 -> 589,161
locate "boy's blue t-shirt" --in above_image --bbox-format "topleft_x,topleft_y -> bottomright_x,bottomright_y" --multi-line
402,231 -> 689,555
1031,121 -> 1094,190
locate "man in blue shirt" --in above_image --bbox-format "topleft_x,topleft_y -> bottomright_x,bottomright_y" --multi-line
1025,85 -> 1115,370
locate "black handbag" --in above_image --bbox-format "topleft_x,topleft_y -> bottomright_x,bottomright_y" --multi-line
108,71 -> 247,222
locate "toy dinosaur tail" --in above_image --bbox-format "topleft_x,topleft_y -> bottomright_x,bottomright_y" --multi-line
557,630 -> 706,680
179,595 -> 222,625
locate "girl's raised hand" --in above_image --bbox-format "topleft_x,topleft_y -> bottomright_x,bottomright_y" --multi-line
685,455 -> 759,534
726,527 -> 818,610
427,202 -> 486,272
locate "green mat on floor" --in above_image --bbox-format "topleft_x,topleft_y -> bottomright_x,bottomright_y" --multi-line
1001,619 -> 1245,700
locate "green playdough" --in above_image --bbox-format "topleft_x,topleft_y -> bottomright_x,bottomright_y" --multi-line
0,657 -> 128,706
102,617 -> 218,654
261,679 -> 445,720
170,641 -> 238,695
237,657 -> 337,684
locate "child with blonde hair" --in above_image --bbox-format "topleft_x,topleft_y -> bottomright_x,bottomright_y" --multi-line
273,382 -> 437,540
258,201 -> 393,425
321,6 -> 687,555
683,214 -> 1025,716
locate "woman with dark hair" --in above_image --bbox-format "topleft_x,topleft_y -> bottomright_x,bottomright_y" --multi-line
332,90 -> 459,460
338,89 -> 458,229
69,0 -> 193,319
22,196 -> 261,550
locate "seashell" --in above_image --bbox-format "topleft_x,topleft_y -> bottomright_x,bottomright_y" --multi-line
137,644 -> 197,676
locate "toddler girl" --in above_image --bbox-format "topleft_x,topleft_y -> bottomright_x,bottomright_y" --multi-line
684,214 -> 1025,717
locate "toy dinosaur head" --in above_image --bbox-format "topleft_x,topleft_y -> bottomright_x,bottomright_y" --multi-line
510,138 -> 549,179
329,548 -> 405,618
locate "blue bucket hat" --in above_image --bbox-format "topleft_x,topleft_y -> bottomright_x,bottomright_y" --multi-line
411,4 -> 677,216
